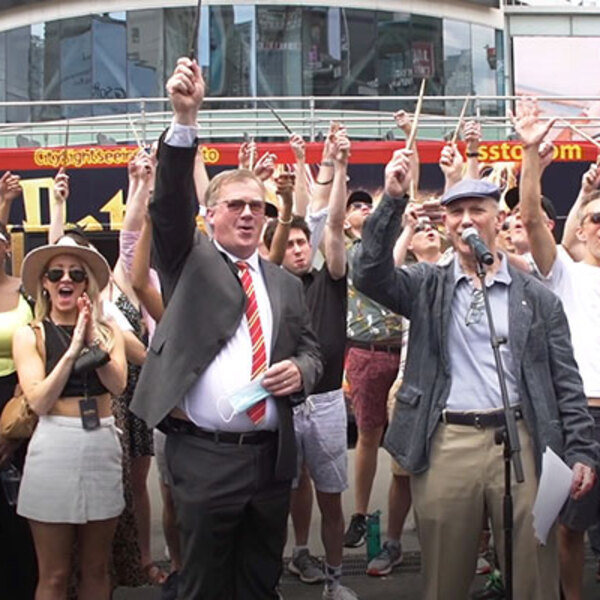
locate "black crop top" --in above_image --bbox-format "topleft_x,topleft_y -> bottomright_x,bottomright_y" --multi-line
43,320 -> 109,397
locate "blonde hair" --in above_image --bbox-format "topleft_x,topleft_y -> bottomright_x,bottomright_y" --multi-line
204,169 -> 266,207
34,258 -> 114,351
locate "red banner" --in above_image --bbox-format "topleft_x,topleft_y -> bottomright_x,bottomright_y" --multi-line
0,139 -> 597,171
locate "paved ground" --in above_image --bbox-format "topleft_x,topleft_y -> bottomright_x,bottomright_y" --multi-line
114,449 -> 600,599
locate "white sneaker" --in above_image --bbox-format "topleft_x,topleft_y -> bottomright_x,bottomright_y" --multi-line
322,584 -> 360,600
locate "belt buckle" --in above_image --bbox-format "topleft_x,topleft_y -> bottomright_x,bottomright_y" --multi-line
473,414 -> 483,429
238,432 -> 248,446
441,409 -> 448,424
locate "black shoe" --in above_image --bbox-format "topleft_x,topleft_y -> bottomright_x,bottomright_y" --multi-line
344,513 -> 367,548
161,571 -> 179,600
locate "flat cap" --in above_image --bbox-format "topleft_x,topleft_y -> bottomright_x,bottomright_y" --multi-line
440,179 -> 501,206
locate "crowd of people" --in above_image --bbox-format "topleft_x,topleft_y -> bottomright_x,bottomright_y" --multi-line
0,56 -> 599,600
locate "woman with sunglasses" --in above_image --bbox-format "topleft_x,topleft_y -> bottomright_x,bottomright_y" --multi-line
0,221 -> 37,599
12,235 -> 127,600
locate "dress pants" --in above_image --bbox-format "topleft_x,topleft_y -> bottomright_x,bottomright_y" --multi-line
411,420 -> 559,600
165,431 -> 291,600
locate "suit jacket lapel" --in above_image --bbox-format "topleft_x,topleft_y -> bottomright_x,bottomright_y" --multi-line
261,259 -> 282,352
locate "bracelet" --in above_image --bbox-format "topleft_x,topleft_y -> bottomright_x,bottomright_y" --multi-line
466,151 -> 479,158
278,215 -> 293,225
315,178 -> 334,185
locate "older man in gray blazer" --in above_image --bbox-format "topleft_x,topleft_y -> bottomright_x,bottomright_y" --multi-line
131,58 -> 322,600
352,149 -> 598,600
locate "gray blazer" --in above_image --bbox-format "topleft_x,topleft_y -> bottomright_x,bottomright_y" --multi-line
130,139 -> 323,480
353,194 -> 598,475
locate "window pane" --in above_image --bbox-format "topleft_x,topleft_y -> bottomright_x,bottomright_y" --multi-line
127,9 -> 163,99
6,27 -> 31,122
471,24 -> 497,115
92,14 -> 127,116
302,7 -> 343,98
443,19 -> 472,116
256,7 -> 302,104
209,6 -> 254,107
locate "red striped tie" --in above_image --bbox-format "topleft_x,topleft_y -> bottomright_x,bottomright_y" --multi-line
237,261 -> 267,424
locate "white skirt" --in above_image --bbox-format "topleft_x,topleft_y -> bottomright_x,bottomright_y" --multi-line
17,415 -> 125,523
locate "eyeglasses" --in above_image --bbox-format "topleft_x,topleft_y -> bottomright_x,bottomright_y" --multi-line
217,199 -> 265,215
581,211 -> 600,226
465,287 -> 485,327
414,221 -> 432,234
45,268 -> 87,283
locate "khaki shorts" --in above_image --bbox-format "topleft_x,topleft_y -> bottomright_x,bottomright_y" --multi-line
387,378 -> 410,477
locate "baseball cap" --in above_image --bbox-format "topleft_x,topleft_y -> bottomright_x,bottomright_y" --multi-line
504,187 -> 557,222
346,190 -> 373,209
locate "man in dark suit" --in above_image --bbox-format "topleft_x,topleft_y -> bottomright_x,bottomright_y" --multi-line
131,57 -> 322,600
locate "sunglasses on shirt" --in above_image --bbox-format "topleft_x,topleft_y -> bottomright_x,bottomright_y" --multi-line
45,268 -> 87,283
581,211 -> 600,226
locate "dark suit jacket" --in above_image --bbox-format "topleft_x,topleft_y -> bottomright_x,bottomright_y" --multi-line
353,193 -> 599,475
131,138 -> 323,480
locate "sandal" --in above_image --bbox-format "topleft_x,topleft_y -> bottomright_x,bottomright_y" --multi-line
143,562 -> 168,586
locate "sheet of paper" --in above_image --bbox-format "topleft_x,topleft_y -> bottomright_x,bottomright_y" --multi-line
532,446 -> 572,545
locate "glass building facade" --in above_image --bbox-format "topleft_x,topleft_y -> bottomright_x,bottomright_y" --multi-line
0,6 -> 503,121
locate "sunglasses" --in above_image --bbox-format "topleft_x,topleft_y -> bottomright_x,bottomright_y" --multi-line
45,268 -> 87,283
414,221 -> 433,234
218,199 -> 265,215
581,211 -> 600,226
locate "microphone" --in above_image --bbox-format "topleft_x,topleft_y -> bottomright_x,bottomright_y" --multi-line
461,227 -> 494,266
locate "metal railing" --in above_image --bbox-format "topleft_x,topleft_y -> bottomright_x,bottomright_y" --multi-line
1,94 -> 600,148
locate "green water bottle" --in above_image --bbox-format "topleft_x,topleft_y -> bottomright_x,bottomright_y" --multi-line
366,510 -> 381,561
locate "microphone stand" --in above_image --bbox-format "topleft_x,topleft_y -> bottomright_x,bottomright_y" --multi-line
476,258 -> 524,600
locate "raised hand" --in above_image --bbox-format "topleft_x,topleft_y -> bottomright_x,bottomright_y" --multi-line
289,133 -> 306,162
439,143 -> 464,185
333,126 -> 350,165
463,120 -> 481,154
53,167 -> 70,204
0,171 -> 22,204
581,156 -> 600,196
238,140 -> 257,170
165,57 -> 205,125
68,296 -> 90,358
274,171 -> 295,207
322,121 -> 340,162
539,141 -> 555,173
253,152 -> 277,182
509,97 -> 556,149
384,149 -> 413,199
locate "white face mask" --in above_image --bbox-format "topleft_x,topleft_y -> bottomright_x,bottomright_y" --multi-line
217,378 -> 269,423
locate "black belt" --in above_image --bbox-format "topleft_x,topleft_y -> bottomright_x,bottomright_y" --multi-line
162,416 -> 277,445
441,407 -> 523,429
349,340 -> 402,354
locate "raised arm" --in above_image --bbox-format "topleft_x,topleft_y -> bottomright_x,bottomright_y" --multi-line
289,133 -> 310,218
310,121 -> 338,214
149,58 -> 205,278
395,110 -> 420,190
463,120 -> 481,180
267,172 -> 295,266
131,217 -> 165,323
48,168 -> 70,244
511,97 -> 557,276
194,145 -> 210,206
393,202 -> 423,266
323,126 -> 349,280
0,171 -> 22,225
562,157 -> 600,261
439,143 -> 464,192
